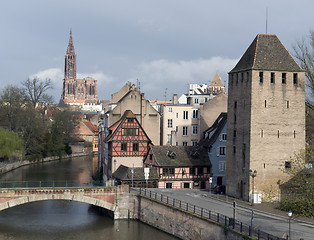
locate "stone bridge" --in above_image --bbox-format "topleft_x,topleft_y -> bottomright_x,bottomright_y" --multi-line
0,185 -> 129,219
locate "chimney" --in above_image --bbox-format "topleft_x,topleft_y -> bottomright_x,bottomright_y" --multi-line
173,94 -> 178,104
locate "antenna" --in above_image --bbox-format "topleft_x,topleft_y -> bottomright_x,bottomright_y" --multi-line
266,7 -> 268,34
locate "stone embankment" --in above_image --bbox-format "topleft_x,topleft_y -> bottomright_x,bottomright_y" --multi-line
0,153 -> 89,175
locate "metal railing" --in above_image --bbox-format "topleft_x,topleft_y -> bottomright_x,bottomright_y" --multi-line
135,188 -> 286,240
0,180 -> 106,189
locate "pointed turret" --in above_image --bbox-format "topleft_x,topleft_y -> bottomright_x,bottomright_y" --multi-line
209,73 -> 226,95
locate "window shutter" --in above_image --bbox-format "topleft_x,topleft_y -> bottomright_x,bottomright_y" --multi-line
216,147 -> 220,156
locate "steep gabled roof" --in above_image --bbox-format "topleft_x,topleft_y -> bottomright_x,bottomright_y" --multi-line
105,110 -> 151,142
74,120 -> 98,135
150,146 -> 211,167
209,73 -> 225,87
230,34 -> 304,73
199,112 -> 227,147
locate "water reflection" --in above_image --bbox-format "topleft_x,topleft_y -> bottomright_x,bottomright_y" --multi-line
0,156 -> 178,240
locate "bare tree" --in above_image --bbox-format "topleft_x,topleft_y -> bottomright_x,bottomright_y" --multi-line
293,30 -> 314,105
22,77 -> 53,108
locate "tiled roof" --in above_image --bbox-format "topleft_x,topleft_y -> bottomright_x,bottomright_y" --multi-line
230,34 -> 303,73
113,165 -> 159,180
150,146 -> 211,167
83,121 -> 98,133
209,73 -> 225,87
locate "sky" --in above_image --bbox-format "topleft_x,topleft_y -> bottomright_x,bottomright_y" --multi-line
1,0 -> 313,103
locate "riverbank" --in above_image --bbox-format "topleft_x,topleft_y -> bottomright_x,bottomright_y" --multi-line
0,152 -> 93,175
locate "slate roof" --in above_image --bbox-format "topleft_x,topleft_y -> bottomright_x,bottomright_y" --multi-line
230,34 -> 304,73
113,165 -> 159,180
199,112 -> 227,147
150,146 -> 211,167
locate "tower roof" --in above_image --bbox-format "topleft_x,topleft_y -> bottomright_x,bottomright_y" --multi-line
229,34 -> 303,73
209,73 -> 225,87
66,29 -> 75,55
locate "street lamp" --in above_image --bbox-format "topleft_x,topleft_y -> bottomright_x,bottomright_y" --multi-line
249,169 -> 257,205
287,210 -> 292,240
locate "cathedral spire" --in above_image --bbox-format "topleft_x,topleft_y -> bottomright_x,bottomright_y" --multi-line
67,29 -> 75,55
64,29 -> 76,79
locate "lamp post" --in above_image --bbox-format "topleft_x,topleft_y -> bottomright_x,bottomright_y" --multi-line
249,169 -> 257,205
287,210 -> 292,240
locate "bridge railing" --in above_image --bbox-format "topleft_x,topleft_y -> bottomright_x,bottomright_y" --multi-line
0,180 -> 106,189
134,188 -> 287,240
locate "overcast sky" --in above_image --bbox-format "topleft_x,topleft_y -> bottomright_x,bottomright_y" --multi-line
1,0 -> 313,102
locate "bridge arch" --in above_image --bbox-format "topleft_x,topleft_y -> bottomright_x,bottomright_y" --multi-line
0,187 -> 119,214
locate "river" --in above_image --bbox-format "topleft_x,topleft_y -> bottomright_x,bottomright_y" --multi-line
0,156 -> 178,240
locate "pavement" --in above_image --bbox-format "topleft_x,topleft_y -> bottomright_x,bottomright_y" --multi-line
146,189 -> 314,240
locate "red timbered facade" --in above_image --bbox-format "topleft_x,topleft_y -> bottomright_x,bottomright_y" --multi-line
105,110 -> 152,172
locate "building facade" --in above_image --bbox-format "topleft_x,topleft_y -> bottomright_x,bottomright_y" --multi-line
226,34 -> 305,201
62,30 -> 98,105
105,110 -> 152,173
108,82 -> 160,145
201,112 -> 227,187
143,146 -> 211,189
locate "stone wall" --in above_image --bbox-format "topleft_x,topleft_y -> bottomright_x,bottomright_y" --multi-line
129,194 -> 243,240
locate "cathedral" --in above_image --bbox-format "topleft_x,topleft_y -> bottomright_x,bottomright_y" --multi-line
62,30 -> 98,105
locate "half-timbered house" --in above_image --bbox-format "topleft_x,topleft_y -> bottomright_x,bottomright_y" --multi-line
105,110 -> 152,173
143,146 -> 211,189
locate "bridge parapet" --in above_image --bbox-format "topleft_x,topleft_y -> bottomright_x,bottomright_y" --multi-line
0,182 -> 130,219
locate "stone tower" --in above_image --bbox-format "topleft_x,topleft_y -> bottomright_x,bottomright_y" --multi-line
226,34 -> 305,201
62,30 -> 97,104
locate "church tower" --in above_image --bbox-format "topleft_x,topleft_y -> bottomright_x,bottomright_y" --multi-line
62,30 -> 98,105
226,34 -> 305,202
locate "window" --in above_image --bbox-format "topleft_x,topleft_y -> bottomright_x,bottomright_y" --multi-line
183,111 -> 188,119
194,98 -> 199,104
167,119 -> 173,128
278,130 -> 280,138
176,113 -> 179,118
221,134 -> 227,141
246,72 -> 249,82
236,73 -> 238,85
261,129 -> 264,138
189,167 -> 195,175
163,167 -> 175,175
197,167 -> 204,175
233,130 -> 237,138
182,141 -> 188,146
168,107 -> 172,112
127,118 -> 134,123
234,101 -> 237,109
167,134 -> 171,145
122,128 -> 139,136
176,126 -> 178,132
121,143 -> 127,151
293,73 -> 298,85
183,183 -> 190,188
192,109 -> 199,119
234,114 -> 237,123
259,72 -> 263,83
149,154 -> 153,161
287,101 -> 289,108
165,183 -> 173,188
219,161 -> 226,172
219,146 -> 226,156
192,125 -> 198,135
183,126 -> 188,136
282,73 -> 286,84
265,100 -> 267,108
271,72 -> 275,83
285,161 -> 291,169
192,140 -> 198,146
241,72 -> 244,82
233,146 -> 236,154
294,130 -> 296,139
133,143 -> 139,151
